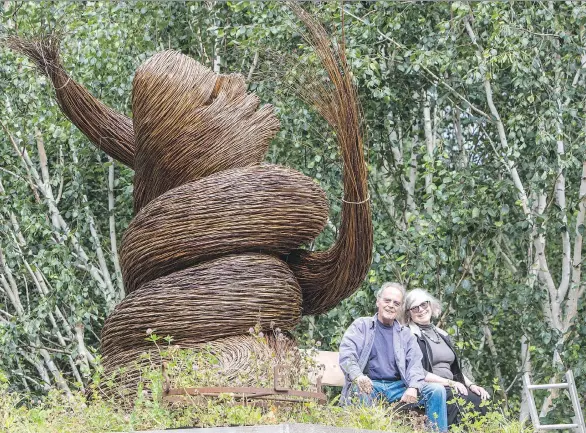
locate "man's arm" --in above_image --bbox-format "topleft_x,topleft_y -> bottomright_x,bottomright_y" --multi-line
339,319 -> 365,382
403,330 -> 426,391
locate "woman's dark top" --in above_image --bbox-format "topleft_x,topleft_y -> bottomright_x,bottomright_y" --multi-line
410,323 -> 488,424
409,323 -> 465,384
420,324 -> 455,380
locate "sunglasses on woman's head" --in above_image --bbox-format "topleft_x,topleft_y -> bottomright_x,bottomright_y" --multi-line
410,300 -> 430,313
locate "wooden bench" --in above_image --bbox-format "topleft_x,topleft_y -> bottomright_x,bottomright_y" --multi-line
312,350 -> 345,387
315,351 -> 424,417
161,350 -> 343,405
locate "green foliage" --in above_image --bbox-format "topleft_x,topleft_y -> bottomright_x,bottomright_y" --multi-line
0,386 -> 529,433
1,0 -> 586,425
0,348 -> 529,433
138,328 -> 322,393
450,398 -> 529,433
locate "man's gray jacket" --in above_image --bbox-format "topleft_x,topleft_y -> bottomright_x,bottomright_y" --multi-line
338,314 -> 426,404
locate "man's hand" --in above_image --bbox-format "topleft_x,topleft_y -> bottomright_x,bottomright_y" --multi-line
400,387 -> 418,404
355,375 -> 373,394
469,384 -> 490,400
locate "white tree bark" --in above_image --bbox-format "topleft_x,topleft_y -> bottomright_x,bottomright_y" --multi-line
10,128 -> 108,291
565,161 -> 586,331
2,187 -> 96,371
107,157 -> 124,298
453,107 -> 467,168
0,245 -> 70,393
75,323 -> 95,368
67,141 -> 117,305
482,322 -> 507,403
0,129 -> 105,389
3,123 -> 119,308
464,17 -> 531,216
519,335 -> 532,422
423,91 -> 435,213
20,351 -> 52,392
388,116 -> 418,222
0,249 -> 25,316
465,12 -> 586,418
39,347 -> 72,398
247,50 -> 259,83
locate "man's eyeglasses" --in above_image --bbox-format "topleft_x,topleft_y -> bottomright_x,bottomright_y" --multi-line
410,301 -> 430,314
380,298 -> 402,308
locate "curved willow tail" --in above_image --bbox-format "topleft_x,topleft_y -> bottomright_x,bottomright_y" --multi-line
4,35 -> 135,167
287,3 -> 373,316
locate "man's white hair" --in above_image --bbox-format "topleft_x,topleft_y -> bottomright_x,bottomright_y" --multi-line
404,288 -> 442,323
376,282 -> 406,303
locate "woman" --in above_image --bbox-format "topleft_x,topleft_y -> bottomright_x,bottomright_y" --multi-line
405,288 -> 490,427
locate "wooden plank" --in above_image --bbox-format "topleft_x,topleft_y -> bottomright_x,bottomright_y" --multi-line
314,351 -> 344,387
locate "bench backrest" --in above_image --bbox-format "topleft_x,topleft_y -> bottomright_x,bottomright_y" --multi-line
314,350 -> 345,387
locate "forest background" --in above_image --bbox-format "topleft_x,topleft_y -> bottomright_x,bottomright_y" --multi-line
0,0 -> 585,425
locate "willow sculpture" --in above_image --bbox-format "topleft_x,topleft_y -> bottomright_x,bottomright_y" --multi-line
5,5 -> 372,385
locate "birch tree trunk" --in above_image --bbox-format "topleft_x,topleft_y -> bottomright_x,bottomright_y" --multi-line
2,123 -> 118,307
422,90 -> 435,213
464,11 -> 586,418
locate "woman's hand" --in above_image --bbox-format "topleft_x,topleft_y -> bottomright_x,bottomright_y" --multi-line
450,381 -> 468,396
469,384 -> 490,400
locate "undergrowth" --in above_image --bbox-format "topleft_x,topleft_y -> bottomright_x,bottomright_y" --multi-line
0,331 -> 532,433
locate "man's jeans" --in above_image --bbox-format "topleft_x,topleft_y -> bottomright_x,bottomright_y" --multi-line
367,380 -> 448,432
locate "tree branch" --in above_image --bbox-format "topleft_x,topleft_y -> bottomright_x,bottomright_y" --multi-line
39,347 -> 73,398
563,160 -> 586,331
20,350 -> 52,392
452,107 -> 467,168
4,123 -> 110,296
531,192 -> 562,330
0,120 -> 41,203
35,127 -> 51,188
493,237 -> 518,274
482,321 -> 507,404
518,335 -> 532,422
0,247 -> 25,315
465,16 -> 531,217
343,7 -> 492,120
247,50 -> 259,83
74,322 -> 95,367
554,134 -> 571,303
6,204 -> 96,374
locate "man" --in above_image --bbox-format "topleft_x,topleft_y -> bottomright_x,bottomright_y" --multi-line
339,282 -> 448,432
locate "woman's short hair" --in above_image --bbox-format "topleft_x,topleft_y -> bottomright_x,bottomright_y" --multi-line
404,288 -> 442,323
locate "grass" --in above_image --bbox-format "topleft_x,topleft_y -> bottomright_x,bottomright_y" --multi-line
0,333 -> 532,433
0,384 -> 531,433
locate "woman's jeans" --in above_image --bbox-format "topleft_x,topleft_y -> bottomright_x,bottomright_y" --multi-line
366,379 -> 448,432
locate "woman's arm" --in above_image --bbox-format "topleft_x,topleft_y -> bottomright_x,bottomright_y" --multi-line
462,374 -> 473,388
462,374 -> 490,399
425,372 -> 468,395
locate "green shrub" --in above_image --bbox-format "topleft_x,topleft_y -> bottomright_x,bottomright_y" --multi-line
0,383 -> 531,433
0,337 -> 532,433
